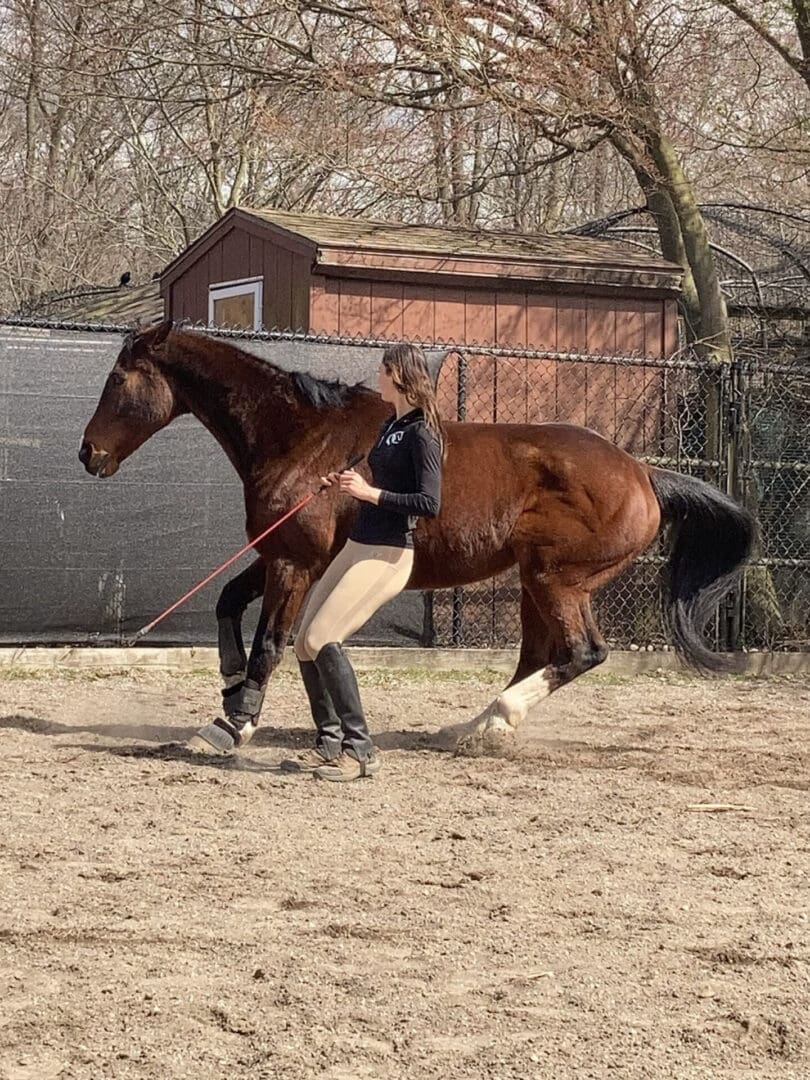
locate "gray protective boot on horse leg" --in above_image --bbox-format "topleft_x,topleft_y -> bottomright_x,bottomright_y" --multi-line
280,660 -> 343,772
311,643 -> 380,781
188,680 -> 266,754
188,565 -> 265,754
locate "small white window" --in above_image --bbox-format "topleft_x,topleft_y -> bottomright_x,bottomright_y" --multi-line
208,277 -> 263,330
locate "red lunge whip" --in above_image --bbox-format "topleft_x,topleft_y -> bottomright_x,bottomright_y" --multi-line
126,453 -> 364,646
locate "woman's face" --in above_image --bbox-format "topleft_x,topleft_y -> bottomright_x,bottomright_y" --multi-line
378,362 -> 397,403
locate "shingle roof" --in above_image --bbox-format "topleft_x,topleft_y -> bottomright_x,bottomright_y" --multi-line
245,207 -> 678,274
10,281 -> 163,325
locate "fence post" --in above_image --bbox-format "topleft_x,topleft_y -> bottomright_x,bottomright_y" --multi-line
722,359 -> 746,650
451,353 -> 467,646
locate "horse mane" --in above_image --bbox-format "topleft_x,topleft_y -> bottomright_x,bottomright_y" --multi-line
288,369 -> 357,409
156,328 -> 371,411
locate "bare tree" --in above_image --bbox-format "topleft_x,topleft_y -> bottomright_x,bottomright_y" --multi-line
0,0 -> 806,328
180,0 -> 735,356
717,0 -> 810,90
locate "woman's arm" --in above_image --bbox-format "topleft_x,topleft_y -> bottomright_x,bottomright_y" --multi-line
377,428 -> 442,518
332,470 -> 382,504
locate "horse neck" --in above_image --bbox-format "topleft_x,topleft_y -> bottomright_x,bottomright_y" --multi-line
163,336 -> 305,481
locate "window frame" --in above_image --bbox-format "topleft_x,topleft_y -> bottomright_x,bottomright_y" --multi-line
208,276 -> 264,330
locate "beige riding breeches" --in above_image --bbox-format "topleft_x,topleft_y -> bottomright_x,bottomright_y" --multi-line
293,539 -> 415,661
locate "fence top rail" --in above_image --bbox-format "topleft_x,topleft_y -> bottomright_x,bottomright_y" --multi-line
0,316 -> 729,372
737,357 -> 809,377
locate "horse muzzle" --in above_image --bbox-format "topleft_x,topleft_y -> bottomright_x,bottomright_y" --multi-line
79,441 -> 119,478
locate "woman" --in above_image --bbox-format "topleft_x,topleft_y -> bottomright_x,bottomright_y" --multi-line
282,343 -> 444,782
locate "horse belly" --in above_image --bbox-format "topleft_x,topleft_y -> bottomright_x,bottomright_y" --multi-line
407,528 -> 517,591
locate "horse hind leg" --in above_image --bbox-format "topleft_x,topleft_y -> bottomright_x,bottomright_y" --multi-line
436,586 -> 551,754
508,589 -> 556,687
450,575 -> 607,756
187,558 -> 265,754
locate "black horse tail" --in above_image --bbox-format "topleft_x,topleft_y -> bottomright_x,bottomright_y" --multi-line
649,467 -> 756,673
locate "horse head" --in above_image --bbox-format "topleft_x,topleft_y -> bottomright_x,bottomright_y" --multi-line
79,320 -> 184,477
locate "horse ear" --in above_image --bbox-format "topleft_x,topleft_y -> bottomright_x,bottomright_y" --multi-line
120,319 -> 172,364
151,319 -> 173,348
121,329 -> 136,360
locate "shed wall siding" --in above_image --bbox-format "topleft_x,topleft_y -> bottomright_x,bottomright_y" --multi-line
169,227 -> 311,330
166,225 -> 676,359
436,352 -> 662,449
310,275 -> 671,357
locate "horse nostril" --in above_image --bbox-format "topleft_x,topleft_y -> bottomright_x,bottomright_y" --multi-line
78,442 -> 92,466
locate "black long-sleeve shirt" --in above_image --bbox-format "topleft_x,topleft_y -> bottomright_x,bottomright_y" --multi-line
350,408 -> 442,549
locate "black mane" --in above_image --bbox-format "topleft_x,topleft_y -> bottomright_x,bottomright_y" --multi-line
156,328 -> 372,410
288,368 -> 364,409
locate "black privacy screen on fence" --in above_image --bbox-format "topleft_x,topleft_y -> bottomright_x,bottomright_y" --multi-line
1,321 -> 808,650
0,324 -> 441,646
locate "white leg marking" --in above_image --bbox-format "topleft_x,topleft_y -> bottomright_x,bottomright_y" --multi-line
236,719 -> 258,746
494,668 -> 554,727
436,667 -> 554,756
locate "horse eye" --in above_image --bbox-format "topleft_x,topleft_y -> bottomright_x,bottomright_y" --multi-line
108,370 -> 125,388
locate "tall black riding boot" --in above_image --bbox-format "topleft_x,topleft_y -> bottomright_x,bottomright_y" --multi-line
298,659 -> 342,760
312,643 -> 374,762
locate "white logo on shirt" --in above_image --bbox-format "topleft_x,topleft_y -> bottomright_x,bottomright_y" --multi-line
385,431 -> 404,447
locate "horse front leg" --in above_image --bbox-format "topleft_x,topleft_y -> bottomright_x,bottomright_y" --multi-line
215,558 -> 265,734
186,559 -> 265,753
188,563 -> 307,754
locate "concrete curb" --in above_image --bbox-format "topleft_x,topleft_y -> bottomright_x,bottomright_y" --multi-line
0,646 -> 806,677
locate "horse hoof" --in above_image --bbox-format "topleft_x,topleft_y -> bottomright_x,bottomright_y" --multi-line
431,724 -> 467,753
186,719 -> 259,754
187,722 -> 236,755
453,731 -> 485,758
454,716 -> 515,758
481,716 -> 517,756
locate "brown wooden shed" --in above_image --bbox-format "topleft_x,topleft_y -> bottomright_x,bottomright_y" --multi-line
159,207 -> 681,355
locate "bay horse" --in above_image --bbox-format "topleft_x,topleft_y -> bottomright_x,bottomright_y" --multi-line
79,321 -> 754,755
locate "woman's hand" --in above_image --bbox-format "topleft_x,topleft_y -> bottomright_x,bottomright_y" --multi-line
319,468 -> 380,503
336,468 -> 380,503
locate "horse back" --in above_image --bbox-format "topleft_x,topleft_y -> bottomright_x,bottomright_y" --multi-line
408,420 -> 659,590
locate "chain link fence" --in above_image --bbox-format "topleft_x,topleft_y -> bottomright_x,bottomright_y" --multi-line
1,318 -> 807,652
735,355 -> 809,650
430,345 -> 809,652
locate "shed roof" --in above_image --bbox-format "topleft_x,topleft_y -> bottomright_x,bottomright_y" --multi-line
161,207 -> 682,295
247,208 -> 675,271
9,281 -> 163,325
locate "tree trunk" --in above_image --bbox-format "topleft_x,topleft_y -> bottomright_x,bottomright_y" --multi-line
795,0 -> 810,76
542,158 -> 565,232
24,0 -> 40,197
431,112 -> 454,224
612,133 -> 703,343
633,161 -> 702,340
648,132 -> 732,362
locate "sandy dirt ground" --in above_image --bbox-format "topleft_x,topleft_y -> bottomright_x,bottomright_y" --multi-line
0,665 -> 809,1080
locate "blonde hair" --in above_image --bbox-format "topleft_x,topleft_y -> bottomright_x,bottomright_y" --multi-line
382,343 -> 444,451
